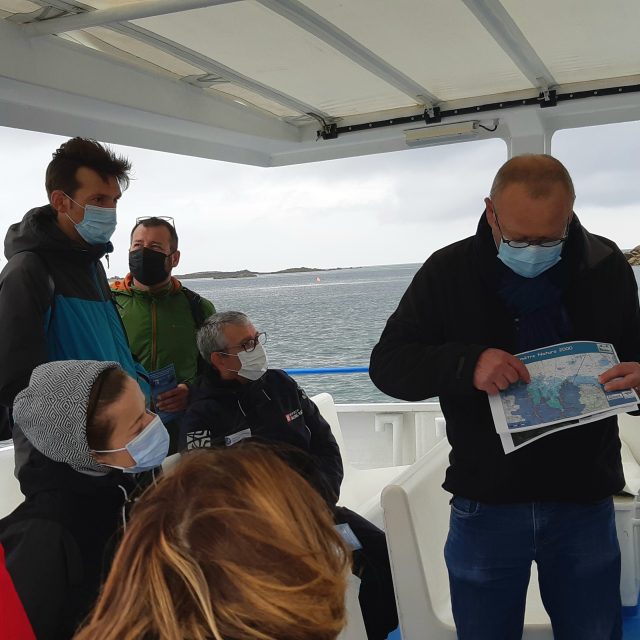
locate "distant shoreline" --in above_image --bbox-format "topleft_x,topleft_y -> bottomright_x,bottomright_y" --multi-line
174,266 -> 353,280
106,263 -> 426,283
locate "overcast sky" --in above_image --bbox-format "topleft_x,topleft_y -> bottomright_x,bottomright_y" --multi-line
1,120 -> 638,277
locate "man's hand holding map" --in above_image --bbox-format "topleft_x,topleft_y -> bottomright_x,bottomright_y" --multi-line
487,341 -> 640,454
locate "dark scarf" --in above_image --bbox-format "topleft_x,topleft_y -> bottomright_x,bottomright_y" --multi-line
497,264 -> 572,353
488,214 -> 584,353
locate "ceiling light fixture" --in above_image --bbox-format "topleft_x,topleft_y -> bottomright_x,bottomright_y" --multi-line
404,120 -> 481,147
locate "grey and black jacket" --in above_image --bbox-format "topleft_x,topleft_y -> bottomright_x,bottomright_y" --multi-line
181,367 -> 344,504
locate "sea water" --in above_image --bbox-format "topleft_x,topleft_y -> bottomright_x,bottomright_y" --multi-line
186,263 -> 419,403
187,264 -> 640,404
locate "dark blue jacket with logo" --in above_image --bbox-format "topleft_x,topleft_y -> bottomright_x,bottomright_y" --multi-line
181,367 -> 344,503
0,205 -> 147,411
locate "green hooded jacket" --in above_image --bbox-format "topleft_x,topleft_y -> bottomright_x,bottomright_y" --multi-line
111,274 -> 215,385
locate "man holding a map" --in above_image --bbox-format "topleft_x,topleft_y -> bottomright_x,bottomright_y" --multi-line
370,154 -> 640,640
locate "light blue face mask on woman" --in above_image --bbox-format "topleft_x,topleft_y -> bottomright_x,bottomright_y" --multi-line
94,412 -> 170,473
64,194 -> 117,245
497,242 -> 563,278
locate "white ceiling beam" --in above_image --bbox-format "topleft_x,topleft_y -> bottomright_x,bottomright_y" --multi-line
257,0 -> 441,106
462,0 -> 556,89
109,22 -> 333,121
22,0 -> 241,37
22,0 -> 332,122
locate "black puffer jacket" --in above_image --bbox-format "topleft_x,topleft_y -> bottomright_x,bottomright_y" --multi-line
370,213 -> 640,504
181,368 -> 344,503
0,450 -> 134,640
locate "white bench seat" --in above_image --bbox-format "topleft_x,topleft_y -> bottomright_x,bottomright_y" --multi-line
311,392 -> 410,525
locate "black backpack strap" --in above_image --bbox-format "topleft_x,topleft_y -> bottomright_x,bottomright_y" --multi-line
182,287 -> 209,376
181,286 -> 206,329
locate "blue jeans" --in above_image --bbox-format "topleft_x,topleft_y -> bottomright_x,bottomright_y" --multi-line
444,497 -> 621,640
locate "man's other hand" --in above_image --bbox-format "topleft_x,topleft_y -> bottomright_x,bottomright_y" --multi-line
473,348 -> 531,395
157,383 -> 190,413
598,362 -> 640,395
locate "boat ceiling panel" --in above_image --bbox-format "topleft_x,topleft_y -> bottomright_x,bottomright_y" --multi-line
63,26 -> 206,77
133,1 -> 416,117
1,0 -> 640,165
299,0 -> 532,101
204,85 -> 303,118
59,24 -> 300,117
0,0 -> 39,12
88,0 -> 157,7
503,0 -> 640,84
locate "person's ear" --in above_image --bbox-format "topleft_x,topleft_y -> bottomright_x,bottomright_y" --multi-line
170,250 -> 180,268
50,190 -> 69,215
210,352 -> 224,371
484,197 -> 496,226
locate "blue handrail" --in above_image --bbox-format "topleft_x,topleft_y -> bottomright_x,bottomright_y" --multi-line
284,366 -> 369,376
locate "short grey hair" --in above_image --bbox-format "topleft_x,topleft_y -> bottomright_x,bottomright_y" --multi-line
197,311 -> 252,360
490,154 -> 575,200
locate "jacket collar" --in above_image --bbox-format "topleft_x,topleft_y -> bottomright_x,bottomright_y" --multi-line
193,365 -> 267,401
112,273 -> 182,297
17,448 -> 133,498
5,205 -> 113,262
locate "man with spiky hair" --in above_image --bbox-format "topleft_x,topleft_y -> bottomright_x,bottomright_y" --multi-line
0,137 -> 147,446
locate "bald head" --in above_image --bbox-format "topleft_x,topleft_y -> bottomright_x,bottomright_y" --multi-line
490,154 -> 575,201
485,155 -> 575,250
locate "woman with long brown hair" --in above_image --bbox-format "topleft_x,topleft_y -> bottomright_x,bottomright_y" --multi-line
75,444 -> 351,640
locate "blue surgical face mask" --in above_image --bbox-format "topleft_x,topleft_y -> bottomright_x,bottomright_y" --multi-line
93,412 -> 170,473
497,241 -> 563,278
64,194 -> 117,245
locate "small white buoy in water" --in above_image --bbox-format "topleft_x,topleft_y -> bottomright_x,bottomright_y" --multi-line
315,276 -> 321,283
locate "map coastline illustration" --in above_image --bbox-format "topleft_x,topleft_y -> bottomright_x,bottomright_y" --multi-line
491,341 -> 639,434
502,350 -> 622,431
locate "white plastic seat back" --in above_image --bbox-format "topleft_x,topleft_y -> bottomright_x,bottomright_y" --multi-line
0,443 -> 23,518
337,575 -> 367,640
619,412 -> 640,461
382,438 -> 553,640
311,393 -> 348,460
381,439 -> 456,639
310,393 -> 409,517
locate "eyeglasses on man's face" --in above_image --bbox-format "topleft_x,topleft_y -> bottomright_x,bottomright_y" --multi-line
223,332 -> 267,353
493,208 -> 571,248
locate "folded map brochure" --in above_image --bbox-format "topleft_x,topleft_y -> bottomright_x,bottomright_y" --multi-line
149,363 -> 183,423
488,341 -> 639,454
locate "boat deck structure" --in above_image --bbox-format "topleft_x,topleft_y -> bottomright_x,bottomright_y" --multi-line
2,1 -> 640,637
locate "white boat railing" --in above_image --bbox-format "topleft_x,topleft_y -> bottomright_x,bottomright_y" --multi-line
336,401 -> 445,469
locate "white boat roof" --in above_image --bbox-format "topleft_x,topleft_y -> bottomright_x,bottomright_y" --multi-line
1,0 -> 639,166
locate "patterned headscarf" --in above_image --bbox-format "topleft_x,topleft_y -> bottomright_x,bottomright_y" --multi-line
13,360 -> 121,474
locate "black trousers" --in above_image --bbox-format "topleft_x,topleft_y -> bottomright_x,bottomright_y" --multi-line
334,506 -> 398,640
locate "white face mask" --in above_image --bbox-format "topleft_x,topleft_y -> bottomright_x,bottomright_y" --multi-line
224,343 -> 268,381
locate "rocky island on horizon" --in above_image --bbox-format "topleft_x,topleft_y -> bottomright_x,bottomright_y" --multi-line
625,245 -> 640,266
174,266 -> 352,280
